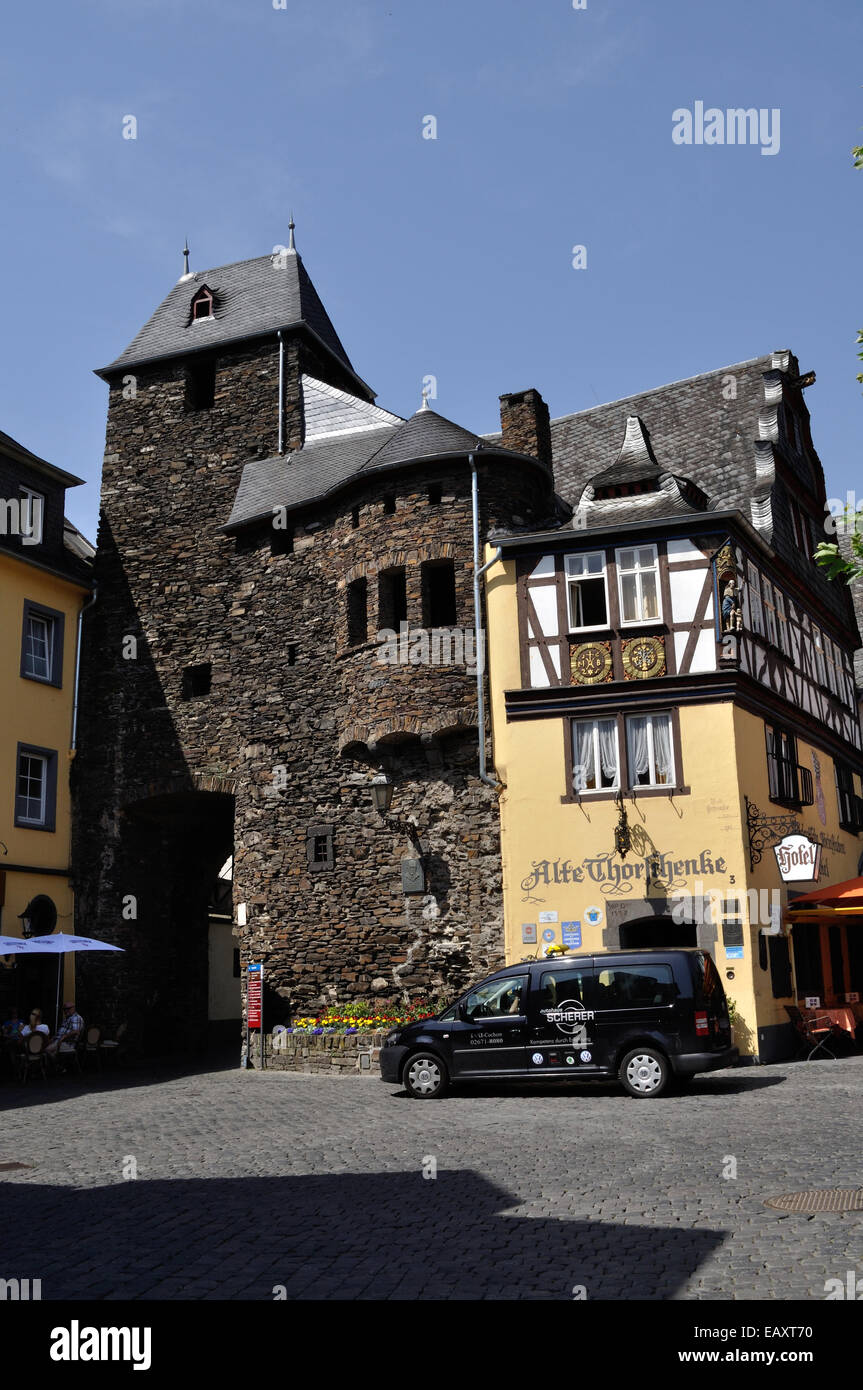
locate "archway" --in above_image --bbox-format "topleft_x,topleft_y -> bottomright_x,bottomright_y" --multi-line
619,915 -> 698,950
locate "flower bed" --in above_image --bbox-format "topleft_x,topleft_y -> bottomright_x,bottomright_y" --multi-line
286,996 -> 442,1036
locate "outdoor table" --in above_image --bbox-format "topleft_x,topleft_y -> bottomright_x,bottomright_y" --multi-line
800,1006 -> 856,1036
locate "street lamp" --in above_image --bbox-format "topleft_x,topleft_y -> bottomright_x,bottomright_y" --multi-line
18,909 -> 32,938
370,767 -> 394,816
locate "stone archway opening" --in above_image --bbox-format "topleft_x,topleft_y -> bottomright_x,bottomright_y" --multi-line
618,915 -> 698,950
87,788 -> 237,1055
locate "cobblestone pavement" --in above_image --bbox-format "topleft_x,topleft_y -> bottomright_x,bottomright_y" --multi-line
1,1053 -> 862,1300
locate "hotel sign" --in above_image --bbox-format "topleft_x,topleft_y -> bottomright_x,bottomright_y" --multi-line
772,834 -> 821,883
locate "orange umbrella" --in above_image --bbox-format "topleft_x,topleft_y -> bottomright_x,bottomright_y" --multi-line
787,877 -> 863,911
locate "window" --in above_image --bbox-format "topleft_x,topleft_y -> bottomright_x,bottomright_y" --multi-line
626,712 -> 674,787
21,602 -> 64,686
773,589 -> 790,655
347,577 -> 368,645
789,499 -> 815,559
836,763 -> 862,833
572,718 -> 619,793
595,963 -> 677,1009
421,560 -> 457,627
812,628 -> 828,688
464,975 -> 528,1020
769,936 -> 793,999
428,484 -> 442,505
825,639 -> 842,698
383,494 -> 396,516
191,287 -> 214,321
565,552 -> 609,631
762,579 -> 778,647
746,561 -> 765,637
14,745 -> 57,831
287,644 -> 297,667
306,825 -> 334,872
18,488 -> 44,545
181,663 -> 212,698
271,526 -> 293,556
616,545 -> 660,624
185,358 -> 216,411
351,506 -> 360,530
378,568 -> 407,630
766,724 -> 813,806
537,967 -> 593,1016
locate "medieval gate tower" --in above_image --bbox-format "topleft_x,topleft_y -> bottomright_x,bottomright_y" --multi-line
73,232 -> 556,1048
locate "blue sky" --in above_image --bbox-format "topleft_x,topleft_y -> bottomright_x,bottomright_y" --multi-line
1,0 -> 861,541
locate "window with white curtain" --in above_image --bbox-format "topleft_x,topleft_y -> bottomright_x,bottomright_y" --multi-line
565,552 -> 609,631
616,545 -> 660,624
625,712 -> 674,787
572,718 -> 619,793
774,589 -> 789,656
762,579 -> 778,647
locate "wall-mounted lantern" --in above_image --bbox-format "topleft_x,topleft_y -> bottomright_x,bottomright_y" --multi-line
370,767 -> 394,817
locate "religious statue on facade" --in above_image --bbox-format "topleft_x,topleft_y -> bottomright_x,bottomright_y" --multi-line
721,579 -> 742,633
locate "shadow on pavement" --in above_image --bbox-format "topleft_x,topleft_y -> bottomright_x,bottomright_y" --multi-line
0,1046 -> 240,1113
1,1169 -> 728,1301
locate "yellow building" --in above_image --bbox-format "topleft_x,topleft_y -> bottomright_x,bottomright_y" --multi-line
485,353 -> 863,1063
0,428 -> 93,1027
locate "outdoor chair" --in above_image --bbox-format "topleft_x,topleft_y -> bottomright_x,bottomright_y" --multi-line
82,1025 -> 102,1071
786,1005 -> 841,1060
18,1031 -> 48,1083
49,1024 -> 85,1076
99,1022 -> 127,1067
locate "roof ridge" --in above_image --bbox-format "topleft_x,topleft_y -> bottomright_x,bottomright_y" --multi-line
549,353 -> 775,425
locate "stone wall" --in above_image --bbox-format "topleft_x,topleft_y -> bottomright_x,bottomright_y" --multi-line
258,1030 -> 385,1075
73,325 -> 553,1050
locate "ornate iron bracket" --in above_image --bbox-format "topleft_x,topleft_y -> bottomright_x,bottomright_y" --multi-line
744,796 -> 800,872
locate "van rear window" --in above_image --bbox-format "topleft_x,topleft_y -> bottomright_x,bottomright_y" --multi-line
596,964 -> 676,1009
695,951 -> 722,1002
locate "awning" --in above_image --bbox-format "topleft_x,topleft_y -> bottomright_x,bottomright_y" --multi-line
785,876 -> 863,920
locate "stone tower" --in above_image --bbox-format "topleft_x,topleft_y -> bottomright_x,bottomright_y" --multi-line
73,236 -> 556,1049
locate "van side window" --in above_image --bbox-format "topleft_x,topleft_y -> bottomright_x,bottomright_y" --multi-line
596,964 -> 676,1008
538,969 -> 593,1013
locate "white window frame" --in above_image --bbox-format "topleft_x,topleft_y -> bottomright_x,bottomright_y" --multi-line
615,544 -> 661,627
746,561 -> 765,637
19,487 -> 44,545
762,578 -> 779,647
572,717 -> 620,795
24,613 -> 53,681
564,551 -> 610,633
16,751 -> 47,825
625,711 -> 676,788
813,628 -> 828,688
774,589 -> 789,656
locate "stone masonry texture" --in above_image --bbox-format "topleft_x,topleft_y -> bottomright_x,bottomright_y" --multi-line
72,323 -> 552,1049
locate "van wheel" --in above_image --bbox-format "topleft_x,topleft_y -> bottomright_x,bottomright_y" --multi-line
619,1048 -> 670,1098
403,1053 -> 447,1100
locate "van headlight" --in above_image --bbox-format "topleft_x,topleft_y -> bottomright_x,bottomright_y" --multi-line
384,1031 -> 402,1046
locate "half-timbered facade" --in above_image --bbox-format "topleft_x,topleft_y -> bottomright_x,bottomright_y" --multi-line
486,351 -> 863,1062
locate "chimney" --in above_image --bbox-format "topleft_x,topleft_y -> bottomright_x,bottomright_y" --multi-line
499,388 -> 552,468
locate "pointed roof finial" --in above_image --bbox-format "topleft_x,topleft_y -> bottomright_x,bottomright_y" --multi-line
178,238 -> 193,282
420,383 -> 431,411
288,215 -> 296,253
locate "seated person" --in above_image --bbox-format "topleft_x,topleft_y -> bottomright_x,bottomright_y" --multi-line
2,1007 -> 23,1038
46,1002 -> 83,1054
21,1008 -> 50,1037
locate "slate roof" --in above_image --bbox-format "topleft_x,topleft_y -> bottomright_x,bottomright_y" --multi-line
97,249 -> 370,394
224,381 -> 543,531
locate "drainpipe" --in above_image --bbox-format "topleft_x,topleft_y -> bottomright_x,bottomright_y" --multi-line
277,330 -> 285,455
470,450 -> 503,788
70,583 -> 98,754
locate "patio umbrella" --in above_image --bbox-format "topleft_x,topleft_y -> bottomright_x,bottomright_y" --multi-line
786,876 -> 863,910
4,934 -> 124,1033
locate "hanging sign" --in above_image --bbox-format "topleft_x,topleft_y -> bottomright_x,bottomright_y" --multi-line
247,963 -> 263,1029
772,835 -> 821,883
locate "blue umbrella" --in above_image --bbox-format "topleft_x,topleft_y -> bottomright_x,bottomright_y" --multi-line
1,933 -> 124,1033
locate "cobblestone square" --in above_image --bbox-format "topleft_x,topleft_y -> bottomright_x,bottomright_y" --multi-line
2,1055 -> 862,1301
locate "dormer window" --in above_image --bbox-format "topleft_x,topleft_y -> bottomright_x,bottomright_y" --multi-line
191,286 -> 214,322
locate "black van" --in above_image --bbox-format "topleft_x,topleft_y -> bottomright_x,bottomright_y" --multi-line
380,948 -> 737,1099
